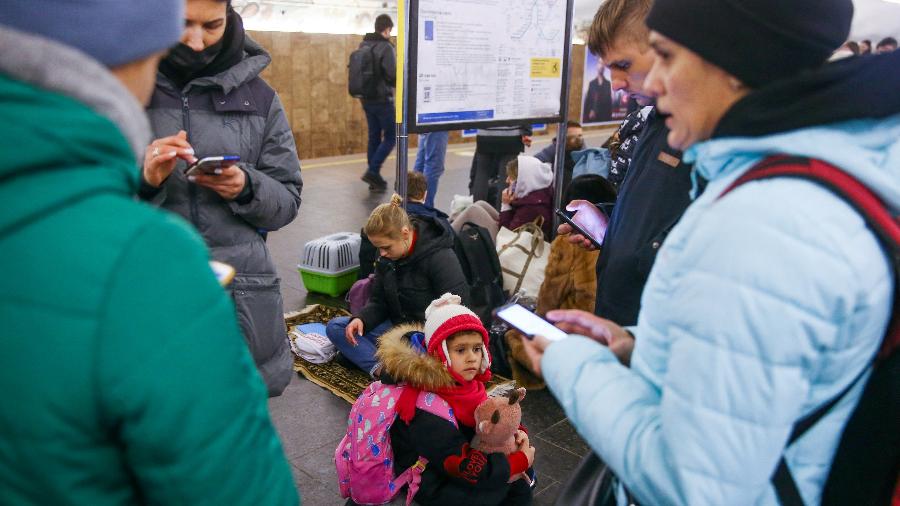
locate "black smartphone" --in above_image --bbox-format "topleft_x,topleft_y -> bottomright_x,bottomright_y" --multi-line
184,155 -> 241,177
495,303 -> 569,342
555,208 -> 605,249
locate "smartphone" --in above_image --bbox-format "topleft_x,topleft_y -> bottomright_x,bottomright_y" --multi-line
209,260 -> 236,287
185,155 -> 240,177
555,208 -> 605,249
495,303 -> 569,342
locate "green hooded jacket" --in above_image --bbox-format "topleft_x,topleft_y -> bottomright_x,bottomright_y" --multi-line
0,27 -> 298,505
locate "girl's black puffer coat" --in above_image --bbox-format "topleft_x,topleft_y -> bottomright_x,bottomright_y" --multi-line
357,215 -> 470,329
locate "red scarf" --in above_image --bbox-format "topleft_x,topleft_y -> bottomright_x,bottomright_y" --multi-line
397,368 -> 492,428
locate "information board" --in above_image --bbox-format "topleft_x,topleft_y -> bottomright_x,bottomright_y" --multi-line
407,0 -> 574,133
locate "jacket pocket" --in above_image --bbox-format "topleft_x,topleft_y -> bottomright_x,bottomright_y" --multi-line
231,273 -> 291,394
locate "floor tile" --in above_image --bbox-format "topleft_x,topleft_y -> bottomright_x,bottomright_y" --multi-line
536,419 -> 591,457
269,375 -> 350,460
533,480 -> 562,506
531,434 -> 583,485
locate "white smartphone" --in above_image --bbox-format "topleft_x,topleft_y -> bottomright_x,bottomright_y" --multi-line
495,303 -> 569,342
209,260 -> 236,287
185,155 -> 240,177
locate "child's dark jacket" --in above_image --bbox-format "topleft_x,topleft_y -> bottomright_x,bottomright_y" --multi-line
377,324 -> 531,505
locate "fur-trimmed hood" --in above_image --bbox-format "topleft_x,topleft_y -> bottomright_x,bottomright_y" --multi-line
376,323 -> 455,390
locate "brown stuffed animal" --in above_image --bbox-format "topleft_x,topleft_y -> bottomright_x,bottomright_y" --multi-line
472,387 -> 528,483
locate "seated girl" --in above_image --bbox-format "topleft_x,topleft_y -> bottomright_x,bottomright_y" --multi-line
326,195 -> 469,377
378,293 -> 535,505
499,156 -> 554,237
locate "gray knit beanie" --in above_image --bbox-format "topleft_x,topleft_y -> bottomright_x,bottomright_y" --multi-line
0,0 -> 184,67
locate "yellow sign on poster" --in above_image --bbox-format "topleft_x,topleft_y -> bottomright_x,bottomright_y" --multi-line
530,58 -> 562,78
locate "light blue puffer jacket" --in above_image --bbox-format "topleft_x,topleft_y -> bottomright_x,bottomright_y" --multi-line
543,114 -> 900,505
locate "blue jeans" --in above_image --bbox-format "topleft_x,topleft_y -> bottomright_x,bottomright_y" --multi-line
413,131 -> 449,208
325,316 -> 392,375
363,102 -> 396,176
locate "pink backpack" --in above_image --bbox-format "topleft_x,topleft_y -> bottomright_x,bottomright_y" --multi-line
335,382 -> 457,505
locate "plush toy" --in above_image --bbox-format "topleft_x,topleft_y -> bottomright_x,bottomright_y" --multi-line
472,387 -> 529,483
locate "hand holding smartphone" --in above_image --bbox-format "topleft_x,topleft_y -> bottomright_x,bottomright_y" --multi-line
185,155 -> 240,177
556,208 -> 605,249
496,304 -> 569,342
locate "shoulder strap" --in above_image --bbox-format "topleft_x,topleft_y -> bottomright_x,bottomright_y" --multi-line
718,155 -> 900,505
414,390 -> 459,428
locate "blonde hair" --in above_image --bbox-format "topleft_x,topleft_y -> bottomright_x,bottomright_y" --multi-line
588,0 -> 652,58
365,194 -> 412,239
506,158 -> 518,180
407,171 -> 427,201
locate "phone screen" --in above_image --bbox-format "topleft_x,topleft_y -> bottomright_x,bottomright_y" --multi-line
556,209 -> 607,248
496,304 -> 569,342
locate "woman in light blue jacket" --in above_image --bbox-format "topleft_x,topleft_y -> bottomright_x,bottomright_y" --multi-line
523,0 -> 900,504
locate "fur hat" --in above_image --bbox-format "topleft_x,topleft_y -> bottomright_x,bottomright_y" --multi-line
424,293 -> 491,373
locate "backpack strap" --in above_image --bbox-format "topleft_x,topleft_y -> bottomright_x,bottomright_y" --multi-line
718,155 -> 900,505
414,390 -> 459,428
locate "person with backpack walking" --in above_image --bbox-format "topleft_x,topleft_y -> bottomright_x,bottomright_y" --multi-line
354,293 -> 534,505
326,195 -> 470,377
350,14 -> 397,191
522,0 -> 900,504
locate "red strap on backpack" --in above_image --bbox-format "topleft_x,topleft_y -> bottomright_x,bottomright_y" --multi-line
721,155 -> 900,506
719,155 -> 900,360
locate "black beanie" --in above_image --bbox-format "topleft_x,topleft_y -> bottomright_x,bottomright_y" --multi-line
645,0 -> 853,88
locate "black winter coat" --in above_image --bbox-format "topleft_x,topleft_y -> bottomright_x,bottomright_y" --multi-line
594,109 -> 693,326
357,215 -> 470,329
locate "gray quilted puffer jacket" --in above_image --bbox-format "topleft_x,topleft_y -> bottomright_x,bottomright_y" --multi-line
141,37 -> 302,396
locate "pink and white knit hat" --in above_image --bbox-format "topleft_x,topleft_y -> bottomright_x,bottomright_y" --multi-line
424,293 -> 491,373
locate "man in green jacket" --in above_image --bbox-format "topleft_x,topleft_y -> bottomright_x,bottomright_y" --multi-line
0,2 -> 298,504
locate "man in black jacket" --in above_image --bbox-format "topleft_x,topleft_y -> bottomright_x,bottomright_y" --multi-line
358,14 -> 397,191
561,0 -> 693,327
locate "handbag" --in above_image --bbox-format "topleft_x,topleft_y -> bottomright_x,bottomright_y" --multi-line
554,453 -> 638,506
495,218 -> 549,298
345,274 -> 374,315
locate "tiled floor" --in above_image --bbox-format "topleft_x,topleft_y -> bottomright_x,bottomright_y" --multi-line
265,132 -> 612,505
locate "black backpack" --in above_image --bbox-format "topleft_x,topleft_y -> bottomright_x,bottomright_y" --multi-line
453,222 -> 507,326
348,43 -> 380,99
721,156 -> 899,506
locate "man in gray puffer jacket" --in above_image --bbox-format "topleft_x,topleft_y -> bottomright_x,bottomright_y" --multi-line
139,0 -> 301,396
